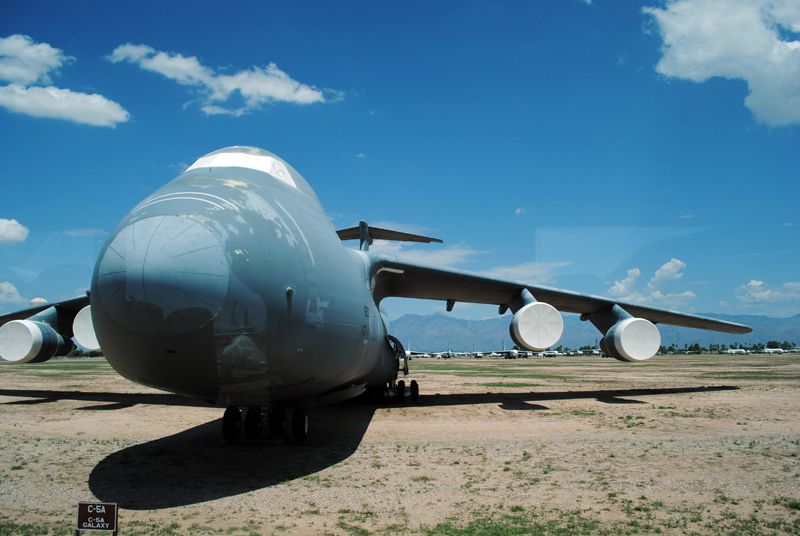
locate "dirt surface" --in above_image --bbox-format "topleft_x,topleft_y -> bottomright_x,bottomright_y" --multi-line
1,354 -> 799,535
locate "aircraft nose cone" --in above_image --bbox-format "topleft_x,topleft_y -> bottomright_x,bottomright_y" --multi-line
95,215 -> 230,335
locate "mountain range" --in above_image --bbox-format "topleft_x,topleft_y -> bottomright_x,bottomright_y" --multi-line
387,312 -> 800,352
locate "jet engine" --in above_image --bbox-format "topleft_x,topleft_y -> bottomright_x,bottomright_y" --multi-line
0,319 -> 73,363
0,302 -> 100,363
509,301 -> 563,351
72,305 -> 100,351
601,317 -> 661,362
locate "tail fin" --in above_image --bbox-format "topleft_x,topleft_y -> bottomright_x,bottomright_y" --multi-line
336,220 -> 443,251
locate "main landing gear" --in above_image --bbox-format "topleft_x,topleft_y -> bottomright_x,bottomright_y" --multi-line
222,405 -> 308,445
385,335 -> 420,403
386,378 -> 420,403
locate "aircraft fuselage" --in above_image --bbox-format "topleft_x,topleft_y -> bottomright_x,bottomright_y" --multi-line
90,149 -> 396,407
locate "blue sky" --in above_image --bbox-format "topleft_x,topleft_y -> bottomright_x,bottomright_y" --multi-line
1,0 -> 798,319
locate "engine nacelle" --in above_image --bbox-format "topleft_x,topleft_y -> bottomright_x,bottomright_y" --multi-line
72,305 -> 101,351
509,301 -> 563,351
601,317 -> 660,362
0,319 -> 74,363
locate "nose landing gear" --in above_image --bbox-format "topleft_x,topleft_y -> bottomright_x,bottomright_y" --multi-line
221,405 -> 308,445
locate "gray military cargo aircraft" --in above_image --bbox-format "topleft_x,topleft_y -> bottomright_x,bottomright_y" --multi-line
0,146 -> 751,444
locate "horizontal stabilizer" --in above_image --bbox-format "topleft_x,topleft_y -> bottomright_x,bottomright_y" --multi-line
337,220 -> 442,251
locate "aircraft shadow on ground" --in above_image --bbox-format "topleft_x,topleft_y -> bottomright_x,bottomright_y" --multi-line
89,402 -> 376,510
0,389 -> 204,408
415,385 -> 738,409
3,385 -> 737,508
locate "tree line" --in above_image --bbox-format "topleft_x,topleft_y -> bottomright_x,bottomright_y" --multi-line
658,340 -> 797,354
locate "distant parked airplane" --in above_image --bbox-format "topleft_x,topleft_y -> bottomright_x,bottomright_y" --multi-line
0,147 -> 752,444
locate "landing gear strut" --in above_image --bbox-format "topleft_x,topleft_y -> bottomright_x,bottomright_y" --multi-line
222,406 -> 242,443
285,407 -> 309,445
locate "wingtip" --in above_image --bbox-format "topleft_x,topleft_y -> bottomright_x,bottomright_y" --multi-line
727,323 -> 753,334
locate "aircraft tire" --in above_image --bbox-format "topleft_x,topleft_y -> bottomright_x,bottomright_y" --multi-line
396,380 -> 406,403
410,380 -> 419,401
285,407 -> 308,446
244,407 -> 262,439
222,406 -> 242,443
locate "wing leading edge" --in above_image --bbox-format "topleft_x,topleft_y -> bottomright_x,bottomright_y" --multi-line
368,254 -> 751,335
0,296 -> 89,328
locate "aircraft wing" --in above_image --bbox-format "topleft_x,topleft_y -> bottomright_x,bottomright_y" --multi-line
0,296 -> 89,328
369,254 -> 751,334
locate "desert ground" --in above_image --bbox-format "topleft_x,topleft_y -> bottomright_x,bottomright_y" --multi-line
0,353 -> 798,535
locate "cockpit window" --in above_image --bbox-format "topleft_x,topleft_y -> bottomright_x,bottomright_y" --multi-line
185,146 -> 317,199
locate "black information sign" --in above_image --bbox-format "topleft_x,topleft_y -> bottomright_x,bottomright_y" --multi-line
75,502 -> 118,534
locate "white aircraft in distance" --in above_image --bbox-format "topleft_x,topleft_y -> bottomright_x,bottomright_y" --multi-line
762,348 -> 785,354
0,147 -> 752,444
724,349 -> 749,355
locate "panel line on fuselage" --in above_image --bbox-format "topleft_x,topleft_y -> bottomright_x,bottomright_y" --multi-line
274,199 -> 316,266
135,196 -> 228,212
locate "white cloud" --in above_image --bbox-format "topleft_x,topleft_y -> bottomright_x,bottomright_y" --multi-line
369,237 -> 568,284
608,268 -> 641,297
644,0 -> 800,126
484,261 -> 571,285
0,35 -> 129,127
648,257 -> 686,289
354,152 -> 367,160
29,297 -> 47,306
0,218 -> 29,244
168,161 -> 189,173
736,279 -> 800,303
108,43 -> 334,116
369,240 -> 481,268
607,259 -> 696,307
109,44 -> 210,84
0,281 -> 24,304
643,289 -> 697,308
0,34 -> 72,85
514,207 -> 526,216
0,84 -> 129,127
63,227 -> 106,237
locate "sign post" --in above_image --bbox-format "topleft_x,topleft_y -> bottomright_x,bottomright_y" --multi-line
75,502 -> 118,535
